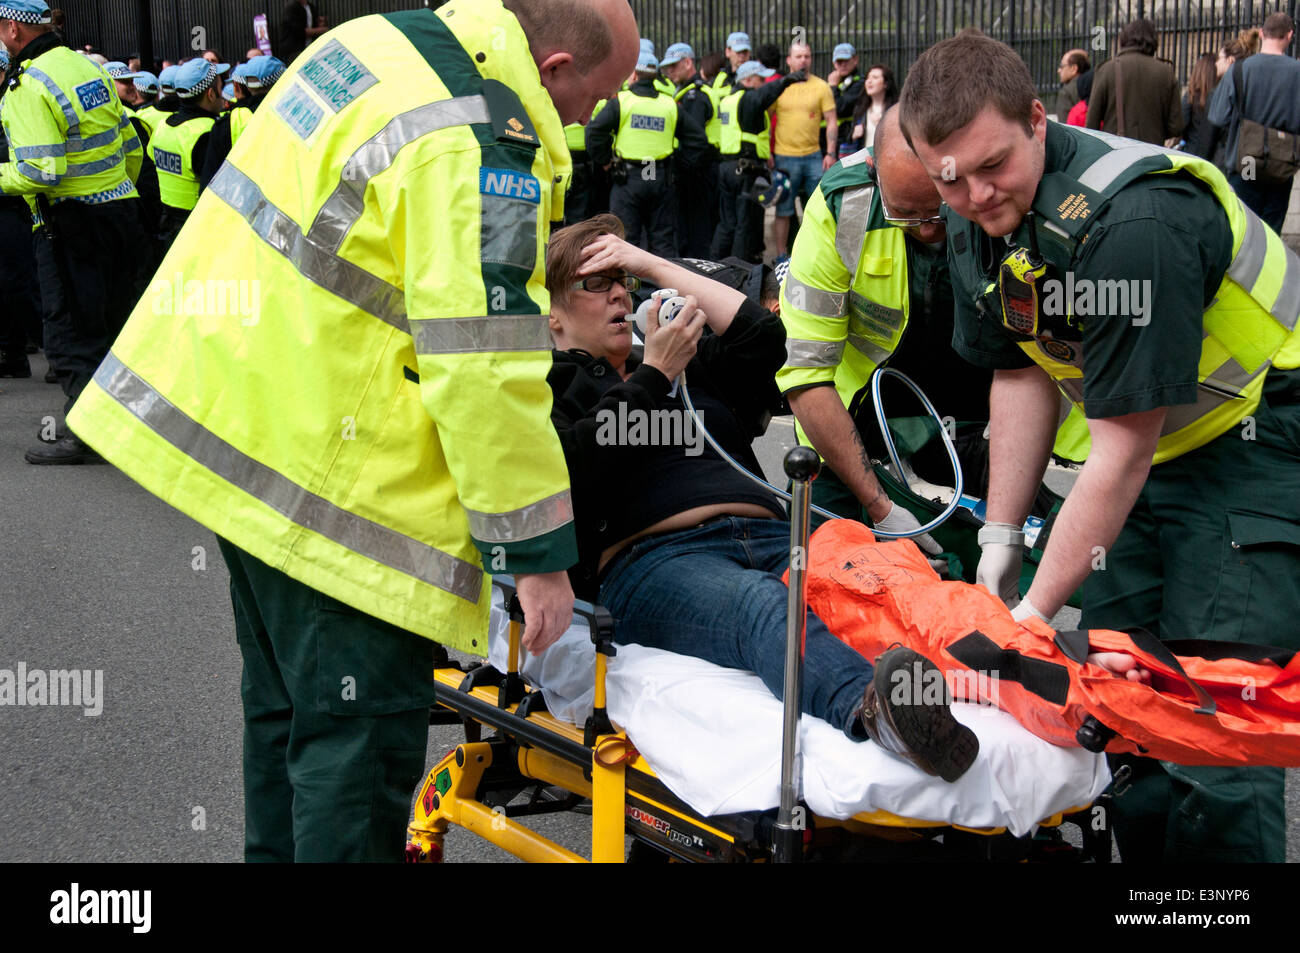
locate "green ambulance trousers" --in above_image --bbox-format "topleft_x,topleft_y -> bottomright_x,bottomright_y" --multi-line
1080,376 -> 1300,863
218,538 -> 437,862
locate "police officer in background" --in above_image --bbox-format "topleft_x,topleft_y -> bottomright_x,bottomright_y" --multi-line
561,99 -> 607,226
712,60 -> 801,261
660,41 -> 719,257
0,0 -> 144,464
712,31 -> 753,96
148,57 -> 229,247
155,63 -> 181,115
587,49 -> 707,256
200,56 -> 285,190
131,71 -> 163,133
826,43 -> 864,158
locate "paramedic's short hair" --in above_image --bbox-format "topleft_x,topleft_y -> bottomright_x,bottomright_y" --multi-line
503,0 -> 614,75
899,29 -> 1036,149
546,214 -> 626,305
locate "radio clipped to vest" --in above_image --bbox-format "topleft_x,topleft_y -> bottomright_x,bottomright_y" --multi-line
996,212 -> 1050,338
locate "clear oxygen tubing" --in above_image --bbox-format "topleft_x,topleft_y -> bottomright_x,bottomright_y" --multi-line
678,365 -> 965,538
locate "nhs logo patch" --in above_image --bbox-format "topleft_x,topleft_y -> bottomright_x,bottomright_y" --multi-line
75,79 -> 110,112
153,149 -> 182,175
630,115 -> 666,132
480,167 -> 540,204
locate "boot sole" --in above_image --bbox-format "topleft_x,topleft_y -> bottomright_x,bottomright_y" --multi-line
23,451 -> 105,465
877,649 -> 980,783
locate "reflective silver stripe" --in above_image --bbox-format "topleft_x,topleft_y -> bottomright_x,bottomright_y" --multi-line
14,143 -> 65,159
120,133 -> 141,154
1272,244 -> 1300,331
1076,140 -> 1165,192
1227,204 -> 1269,293
16,161 -> 55,183
308,95 -> 491,254
785,338 -> 844,368
835,185 -> 874,273
68,125 -> 122,152
840,148 -> 870,167
463,489 -> 573,545
93,352 -> 483,603
410,315 -> 550,355
67,150 -> 124,177
848,293 -> 904,339
846,332 -> 890,366
784,274 -> 847,318
26,67 -> 79,135
209,162 -> 408,333
480,193 -> 538,271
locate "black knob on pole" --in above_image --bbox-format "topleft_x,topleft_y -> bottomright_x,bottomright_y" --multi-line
1076,715 -> 1115,753
784,446 -> 821,482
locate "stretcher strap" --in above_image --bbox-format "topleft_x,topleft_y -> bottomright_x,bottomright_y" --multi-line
947,630 -> 1071,705
1057,627 -> 1217,717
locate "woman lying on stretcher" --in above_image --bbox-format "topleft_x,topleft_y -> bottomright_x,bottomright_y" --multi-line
543,216 -> 1144,783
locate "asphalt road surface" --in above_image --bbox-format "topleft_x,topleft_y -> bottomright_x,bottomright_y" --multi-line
1,353 -> 1295,863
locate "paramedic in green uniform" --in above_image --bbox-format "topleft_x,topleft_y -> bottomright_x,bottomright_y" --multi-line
900,30 -> 1300,862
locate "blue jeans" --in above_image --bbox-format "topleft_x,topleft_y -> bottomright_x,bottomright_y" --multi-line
774,152 -> 824,217
599,517 -> 873,737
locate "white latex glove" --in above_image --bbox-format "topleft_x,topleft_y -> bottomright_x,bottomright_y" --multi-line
1010,596 -> 1050,624
976,522 -> 1024,608
873,501 -> 943,556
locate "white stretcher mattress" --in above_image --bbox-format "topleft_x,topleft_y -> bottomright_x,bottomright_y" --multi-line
487,592 -> 1109,837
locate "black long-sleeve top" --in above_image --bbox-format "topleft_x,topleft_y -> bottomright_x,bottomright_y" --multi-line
547,298 -> 787,599
585,78 -> 709,170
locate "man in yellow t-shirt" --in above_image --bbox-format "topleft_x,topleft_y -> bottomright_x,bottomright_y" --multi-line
770,40 -> 836,257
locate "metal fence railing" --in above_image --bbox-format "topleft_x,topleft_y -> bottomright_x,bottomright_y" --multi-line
44,1 -> 1300,97
629,0 -> 1299,95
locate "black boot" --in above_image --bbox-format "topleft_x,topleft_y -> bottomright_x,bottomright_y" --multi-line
24,433 -> 105,465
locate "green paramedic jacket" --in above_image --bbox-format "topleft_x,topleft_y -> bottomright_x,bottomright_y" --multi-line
67,1 -> 579,653
948,123 -> 1300,465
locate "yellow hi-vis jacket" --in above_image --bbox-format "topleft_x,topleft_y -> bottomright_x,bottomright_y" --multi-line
776,152 -> 910,447
68,1 -> 578,653
0,40 -> 141,219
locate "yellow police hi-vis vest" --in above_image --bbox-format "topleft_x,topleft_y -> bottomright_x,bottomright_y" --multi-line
228,103 -> 254,147
776,152 -> 910,447
0,43 -> 141,217
978,125 -> 1300,465
68,1 -> 578,654
614,89 -> 677,161
134,104 -> 166,136
718,88 -> 770,160
675,79 -> 720,149
148,112 -> 217,210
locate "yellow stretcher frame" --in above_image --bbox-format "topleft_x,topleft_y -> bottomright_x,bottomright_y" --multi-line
405,581 -> 1111,864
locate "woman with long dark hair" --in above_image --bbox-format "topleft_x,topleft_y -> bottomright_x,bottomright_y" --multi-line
1181,52 -> 1222,160
848,63 -> 897,151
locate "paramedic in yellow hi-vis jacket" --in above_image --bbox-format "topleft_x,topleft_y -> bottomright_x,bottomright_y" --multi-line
901,31 -> 1300,862
778,106 -> 992,567
0,0 -> 144,465
68,0 -> 638,862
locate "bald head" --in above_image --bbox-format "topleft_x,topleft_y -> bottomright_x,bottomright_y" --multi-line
873,105 -> 945,242
505,0 -> 638,75
506,0 -> 639,124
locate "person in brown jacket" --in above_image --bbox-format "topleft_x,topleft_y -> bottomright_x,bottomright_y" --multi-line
1087,19 -> 1183,145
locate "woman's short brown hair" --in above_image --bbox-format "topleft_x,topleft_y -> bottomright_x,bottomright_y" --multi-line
545,213 -> 625,305
899,29 -> 1036,149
